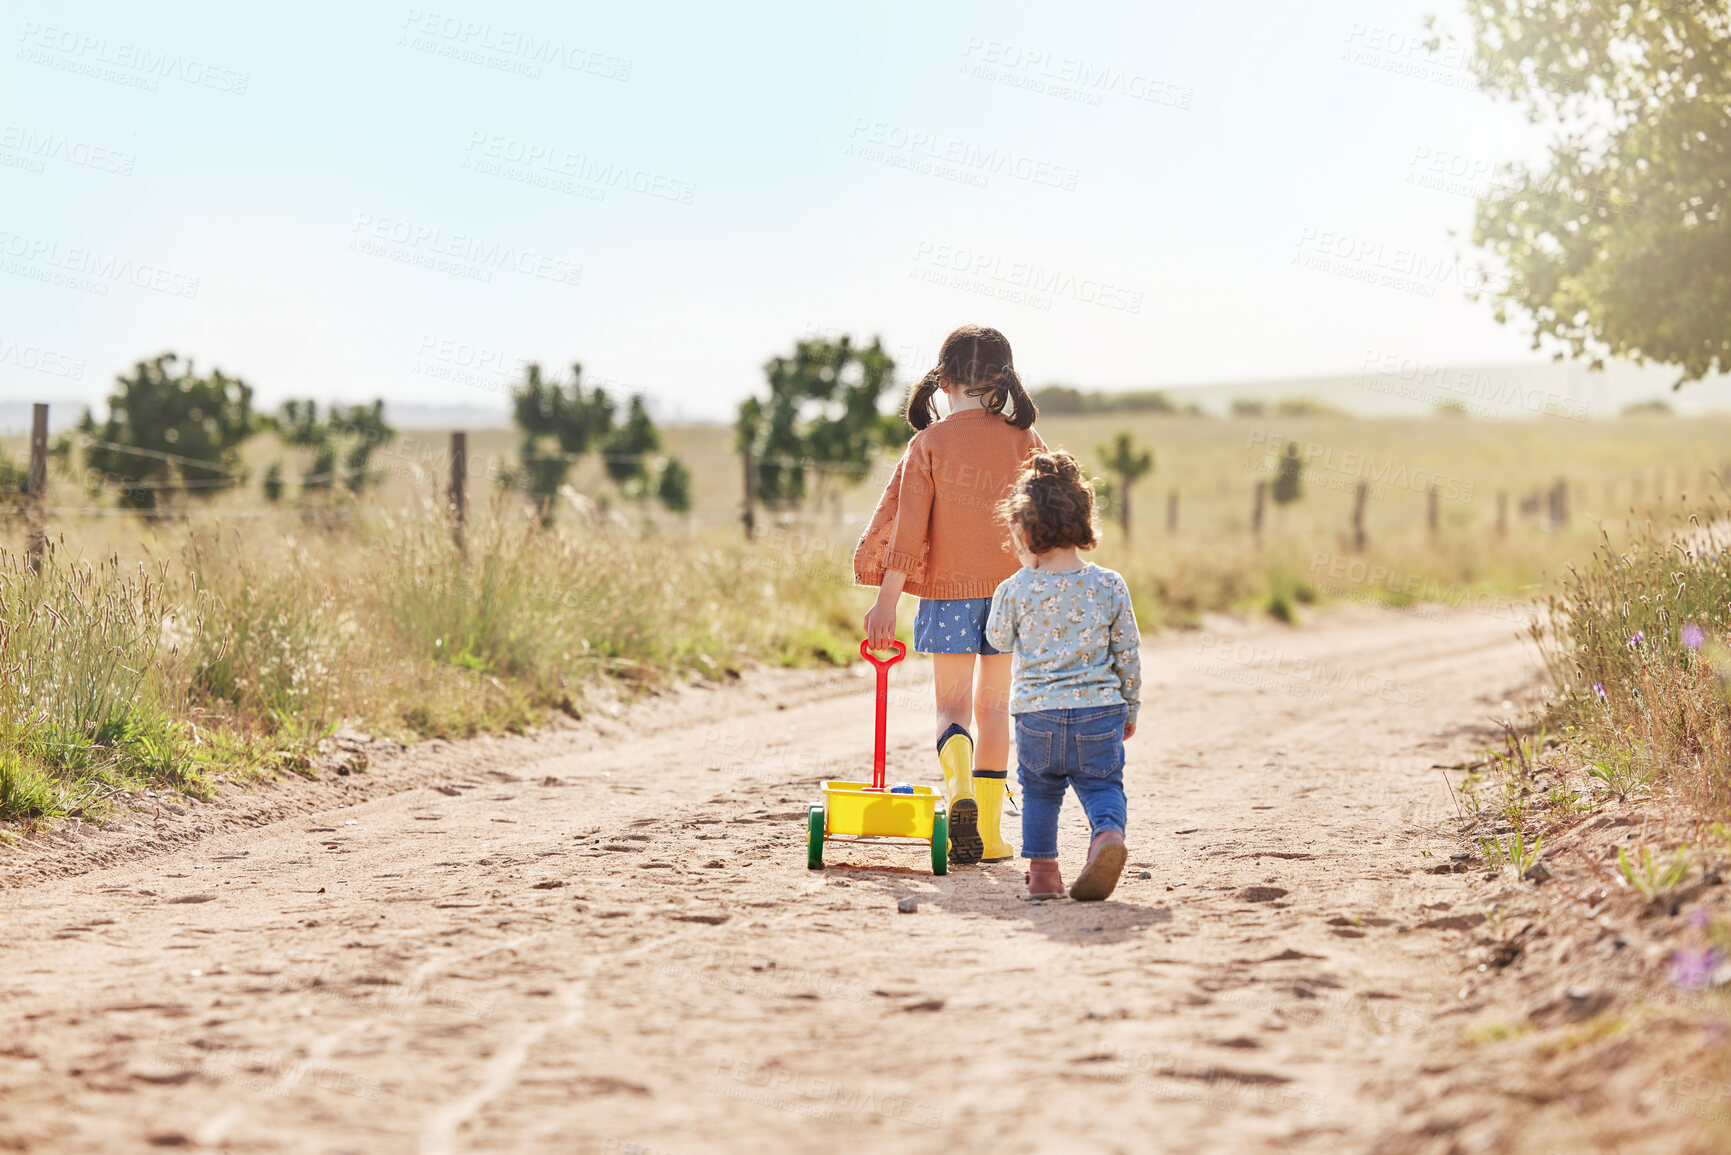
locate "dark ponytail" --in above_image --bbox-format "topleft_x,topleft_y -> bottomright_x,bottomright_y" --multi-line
996,364 -> 1037,430
906,324 -> 1038,432
903,367 -> 944,431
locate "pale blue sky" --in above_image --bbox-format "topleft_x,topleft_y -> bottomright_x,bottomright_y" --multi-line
2,0 -> 1559,422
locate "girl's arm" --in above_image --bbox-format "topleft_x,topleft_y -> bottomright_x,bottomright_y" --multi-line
880,439 -> 933,577
853,451 -> 908,589
1107,575 -> 1142,736
864,569 -> 907,648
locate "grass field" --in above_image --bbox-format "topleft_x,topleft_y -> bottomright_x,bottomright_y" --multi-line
614,410 -> 1730,628
9,408 -> 1731,631
3,408 -> 1728,826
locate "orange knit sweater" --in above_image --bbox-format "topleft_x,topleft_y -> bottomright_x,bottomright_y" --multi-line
853,409 -> 1046,600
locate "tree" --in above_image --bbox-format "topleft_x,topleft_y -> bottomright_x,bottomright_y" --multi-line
736,335 -> 902,530
1098,432 -> 1154,542
735,397 -> 763,538
601,395 -> 693,511
80,354 -> 256,511
262,460 -> 285,502
1452,2 -> 1730,384
510,362 -> 614,524
328,401 -> 395,493
508,362 -> 685,521
1271,440 -> 1303,506
656,457 -> 693,513
602,394 -> 660,493
268,399 -> 395,496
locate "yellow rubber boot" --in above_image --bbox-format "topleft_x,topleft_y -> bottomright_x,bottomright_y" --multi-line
973,770 -> 1016,862
938,724 -> 982,865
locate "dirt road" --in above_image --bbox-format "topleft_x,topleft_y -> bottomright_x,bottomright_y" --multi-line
1,607 -> 1561,1153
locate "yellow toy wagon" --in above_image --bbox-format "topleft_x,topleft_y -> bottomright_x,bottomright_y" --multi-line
807,639 -> 948,875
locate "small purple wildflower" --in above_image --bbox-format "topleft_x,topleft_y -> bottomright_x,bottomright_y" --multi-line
1593,682 -> 1606,701
1683,623 -> 1705,650
1627,630 -> 1646,650
1689,908 -> 1710,930
1671,946 -> 1720,990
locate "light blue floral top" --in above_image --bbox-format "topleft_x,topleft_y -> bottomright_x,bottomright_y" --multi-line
985,562 -> 1141,724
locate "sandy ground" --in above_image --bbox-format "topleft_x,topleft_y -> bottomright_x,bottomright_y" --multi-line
0,606 -> 1717,1153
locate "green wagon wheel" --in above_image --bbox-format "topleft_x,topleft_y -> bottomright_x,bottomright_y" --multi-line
807,804 -> 825,870
931,810 -> 948,876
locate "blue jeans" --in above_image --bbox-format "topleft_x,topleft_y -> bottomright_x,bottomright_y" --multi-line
1014,704 -> 1128,860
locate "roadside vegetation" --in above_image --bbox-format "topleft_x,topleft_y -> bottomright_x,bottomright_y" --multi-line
8,343 -> 1731,826
1440,502 -> 1731,865
0,504 -> 853,825
1534,507 -> 1731,816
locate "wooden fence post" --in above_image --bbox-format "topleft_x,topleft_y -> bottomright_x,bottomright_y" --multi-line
1496,491 -> 1508,538
1351,481 -> 1368,552
449,431 -> 467,550
1165,488 -> 1178,534
1427,483 -> 1440,539
26,403 -> 47,570
1251,480 -> 1265,544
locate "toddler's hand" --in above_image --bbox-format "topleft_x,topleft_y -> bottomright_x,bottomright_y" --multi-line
1123,721 -> 1137,740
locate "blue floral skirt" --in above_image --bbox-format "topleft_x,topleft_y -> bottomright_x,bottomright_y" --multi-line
913,597 -> 1002,656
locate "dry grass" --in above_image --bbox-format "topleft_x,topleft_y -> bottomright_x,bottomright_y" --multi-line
0,496 -> 856,823
1534,506 -> 1731,816
5,409 -> 1730,824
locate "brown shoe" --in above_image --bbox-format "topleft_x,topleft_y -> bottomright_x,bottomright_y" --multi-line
1069,831 -> 1126,901
1027,859 -> 1065,899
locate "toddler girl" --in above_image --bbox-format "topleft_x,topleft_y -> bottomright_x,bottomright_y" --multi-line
985,452 -> 1141,900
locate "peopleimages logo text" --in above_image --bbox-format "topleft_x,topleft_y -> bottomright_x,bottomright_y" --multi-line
16,22 -> 250,93
1358,349 -> 1589,420
959,38 -> 1193,108
1294,228 -> 1519,295
0,337 -> 85,379
349,212 -> 582,286
0,229 -> 199,298
847,119 -> 1079,190
399,9 -> 631,80
463,132 -> 695,203
912,241 -> 1142,313
1245,429 -> 1476,502
0,124 -> 135,175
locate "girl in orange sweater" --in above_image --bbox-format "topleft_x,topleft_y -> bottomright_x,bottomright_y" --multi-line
854,324 -> 1043,865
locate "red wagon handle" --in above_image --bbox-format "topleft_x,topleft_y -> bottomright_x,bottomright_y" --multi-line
859,639 -> 905,789
859,638 -> 906,668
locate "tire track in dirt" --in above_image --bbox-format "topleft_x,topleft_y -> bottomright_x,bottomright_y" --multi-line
0,607 -> 1551,1153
